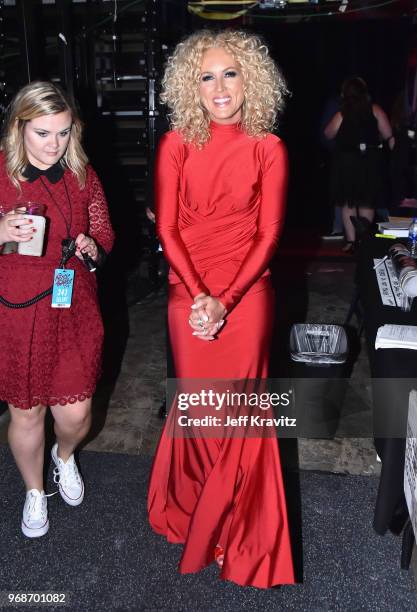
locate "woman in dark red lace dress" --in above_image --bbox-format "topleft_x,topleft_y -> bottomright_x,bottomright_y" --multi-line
147,31 -> 294,588
0,82 -> 114,537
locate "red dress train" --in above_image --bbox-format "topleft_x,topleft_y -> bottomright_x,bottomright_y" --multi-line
148,122 -> 295,588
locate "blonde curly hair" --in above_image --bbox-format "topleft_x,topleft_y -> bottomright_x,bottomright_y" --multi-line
161,29 -> 288,147
1,81 -> 88,189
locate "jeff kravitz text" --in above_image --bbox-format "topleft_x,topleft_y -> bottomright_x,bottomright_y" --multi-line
177,414 -> 296,427
175,389 -> 296,429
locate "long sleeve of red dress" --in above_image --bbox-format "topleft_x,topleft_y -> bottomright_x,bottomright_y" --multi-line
155,125 -> 287,311
155,134 -> 209,298
216,138 -> 288,311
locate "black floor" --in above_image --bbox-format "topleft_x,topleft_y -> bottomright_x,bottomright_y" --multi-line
0,445 -> 415,612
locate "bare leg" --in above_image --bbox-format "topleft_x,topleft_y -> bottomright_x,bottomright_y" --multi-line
50,399 -> 92,461
358,206 -> 375,225
8,404 -> 47,491
342,204 -> 356,244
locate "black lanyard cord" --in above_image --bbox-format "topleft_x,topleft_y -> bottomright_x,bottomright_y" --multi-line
0,288 -> 53,309
40,175 -> 72,238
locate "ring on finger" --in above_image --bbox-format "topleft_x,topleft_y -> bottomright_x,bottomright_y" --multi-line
198,318 -> 204,327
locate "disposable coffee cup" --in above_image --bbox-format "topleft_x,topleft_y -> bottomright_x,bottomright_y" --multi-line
17,203 -> 46,257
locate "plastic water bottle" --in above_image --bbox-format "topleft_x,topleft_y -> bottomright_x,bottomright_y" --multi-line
408,218 -> 417,257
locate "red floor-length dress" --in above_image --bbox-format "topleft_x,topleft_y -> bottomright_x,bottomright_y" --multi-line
0,155 -> 114,409
148,121 -> 295,588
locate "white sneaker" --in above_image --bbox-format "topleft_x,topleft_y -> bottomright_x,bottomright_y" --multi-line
21,489 -> 49,538
51,443 -> 84,507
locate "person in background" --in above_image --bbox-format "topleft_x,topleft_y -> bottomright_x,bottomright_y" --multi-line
0,81 -> 114,537
325,77 -> 394,252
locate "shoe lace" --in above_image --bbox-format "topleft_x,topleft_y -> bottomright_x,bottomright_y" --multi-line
53,458 -> 81,488
27,490 -> 57,521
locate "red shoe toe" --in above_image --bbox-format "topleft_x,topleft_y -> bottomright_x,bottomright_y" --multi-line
214,544 -> 224,568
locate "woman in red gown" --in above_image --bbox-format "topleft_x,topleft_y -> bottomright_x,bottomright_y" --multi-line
0,82 -> 114,537
148,30 -> 295,588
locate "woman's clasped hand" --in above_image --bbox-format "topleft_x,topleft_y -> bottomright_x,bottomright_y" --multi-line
188,294 -> 226,340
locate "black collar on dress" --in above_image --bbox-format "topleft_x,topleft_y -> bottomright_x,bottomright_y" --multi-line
22,161 -> 65,184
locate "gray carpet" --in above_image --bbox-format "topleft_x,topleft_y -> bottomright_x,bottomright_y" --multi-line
0,445 -> 416,612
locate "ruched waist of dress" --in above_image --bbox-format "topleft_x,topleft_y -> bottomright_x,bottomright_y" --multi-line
178,207 -> 258,273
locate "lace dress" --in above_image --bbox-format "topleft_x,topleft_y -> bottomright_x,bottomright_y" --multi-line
0,154 -> 114,409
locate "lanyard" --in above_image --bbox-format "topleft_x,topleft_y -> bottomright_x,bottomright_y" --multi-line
39,175 -> 72,238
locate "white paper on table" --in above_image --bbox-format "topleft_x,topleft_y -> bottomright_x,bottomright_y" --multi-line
385,260 -> 405,305
374,258 -> 397,307
375,324 -> 417,350
404,390 -> 417,539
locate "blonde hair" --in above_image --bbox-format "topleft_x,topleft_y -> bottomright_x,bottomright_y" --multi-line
161,29 -> 288,146
1,81 -> 88,189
